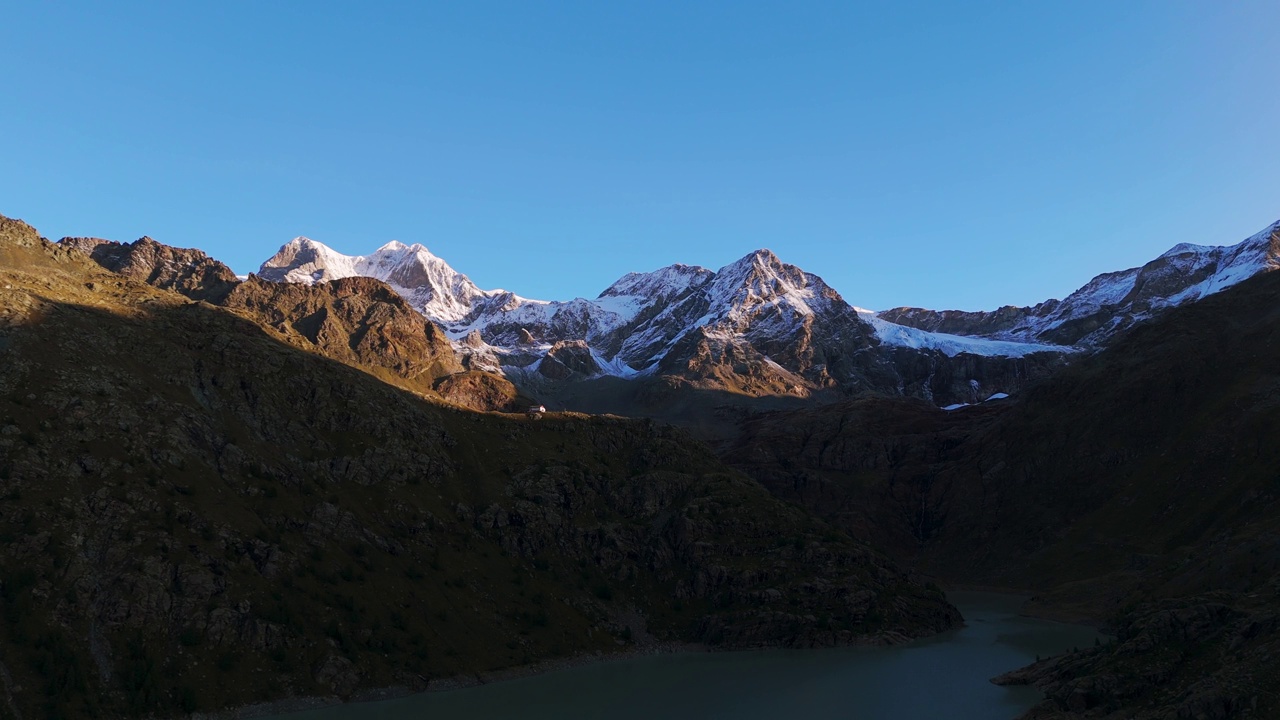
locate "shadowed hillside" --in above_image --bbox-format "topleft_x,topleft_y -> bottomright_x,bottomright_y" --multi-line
0,214 -> 956,718
728,268 -> 1280,718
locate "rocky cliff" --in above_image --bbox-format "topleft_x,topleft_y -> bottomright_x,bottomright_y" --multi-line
57,236 -> 240,304
220,275 -> 463,385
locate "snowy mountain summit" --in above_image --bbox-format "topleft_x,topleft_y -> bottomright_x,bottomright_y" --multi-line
255,219 -> 1279,404
258,237 -> 491,324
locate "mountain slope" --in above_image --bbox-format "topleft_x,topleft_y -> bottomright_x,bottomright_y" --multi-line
56,235 -> 518,407
59,235 -> 240,304
258,238 -> 495,324
253,219 -> 1280,413
0,214 -> 958,718
727,265 -> 1280,718
731,264 -> 1280,592
219,276 -> 463,386
880,219 -> 1280,346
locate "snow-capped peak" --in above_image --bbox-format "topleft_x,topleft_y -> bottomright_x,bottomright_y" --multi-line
258,236 -> 490,323
599,263 -> 714,302
1159,242 -> 1212,259
257,236 -> 363,284
703,248 -> 840,330
716,249 -> 784,283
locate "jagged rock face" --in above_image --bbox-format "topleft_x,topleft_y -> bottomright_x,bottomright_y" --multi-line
537,340 -> 602,380
469,295 -> 617,348
877,304 -> 1031,340
880,220 -> 1280,347
656,330 -> 813,396
636,251 -> 1055,404
0,215 -> 42,248
221,276 -> 463,381
59,236 -> 240,303
515,250 -> 1037,405
641,251 -> 886,388
0,214 -> 961,717
883,346 -> 1069,403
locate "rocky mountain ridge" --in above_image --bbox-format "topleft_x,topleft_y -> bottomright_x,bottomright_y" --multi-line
11,206 -> 1280,718
881,219 -> 1280,346
59,236 -> 240,304
53,234 -> 529,412
257,238 -> 491,325
257,219 -> 1279,406
261,243 -> 1075,406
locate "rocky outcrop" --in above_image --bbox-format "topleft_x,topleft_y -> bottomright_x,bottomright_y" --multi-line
0,215 -> 42,248
222,275 -> 462,381
433,370 -> 528,412
994,590 -> 1280,719
536,340 -> 602,380
59,235 -> 241,303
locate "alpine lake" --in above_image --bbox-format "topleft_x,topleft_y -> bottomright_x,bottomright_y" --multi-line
265,592 -> 1103,720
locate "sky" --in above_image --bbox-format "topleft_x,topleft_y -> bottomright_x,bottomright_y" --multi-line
2,1 -> 1278,311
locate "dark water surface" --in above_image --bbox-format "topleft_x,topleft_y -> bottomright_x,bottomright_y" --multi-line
268,592 -> 1101,720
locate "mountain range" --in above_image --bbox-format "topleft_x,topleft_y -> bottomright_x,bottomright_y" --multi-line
255,219 -> 1280,407
6,208 -> 1280,719
728,262 -> 1280,718
0,214 -> 958,718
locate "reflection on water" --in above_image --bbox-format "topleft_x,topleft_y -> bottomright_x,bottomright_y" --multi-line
267,591 -> 1102,720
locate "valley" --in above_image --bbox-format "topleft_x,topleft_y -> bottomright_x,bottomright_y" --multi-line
2,211 -> 1279,718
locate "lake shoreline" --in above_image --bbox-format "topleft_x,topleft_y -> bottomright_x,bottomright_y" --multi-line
190,640 -> 710,720
194,589 -> 1076,720
200,627 -> 948,720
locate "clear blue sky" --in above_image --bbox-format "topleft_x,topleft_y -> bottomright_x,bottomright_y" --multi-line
3,1 -> 1277,311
